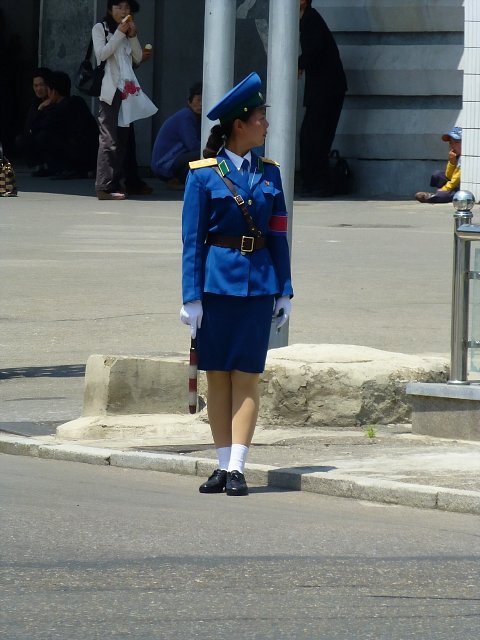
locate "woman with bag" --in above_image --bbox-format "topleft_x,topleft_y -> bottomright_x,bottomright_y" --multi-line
180,72 -> 293,496
92,1 -> 156,200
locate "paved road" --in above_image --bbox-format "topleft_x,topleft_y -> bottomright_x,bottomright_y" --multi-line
1,454 -> 479,640
1,176 -> 456,427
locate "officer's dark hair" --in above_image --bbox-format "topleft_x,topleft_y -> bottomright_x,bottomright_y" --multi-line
33,67 -> 52,82
203,108 -> 256,158
104,1 -> 140,33
188,82 -> 202,102
45,71 -> 71,97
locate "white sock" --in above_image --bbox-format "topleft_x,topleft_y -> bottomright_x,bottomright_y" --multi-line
216,446 -> 231,471
228,444 -> 249,473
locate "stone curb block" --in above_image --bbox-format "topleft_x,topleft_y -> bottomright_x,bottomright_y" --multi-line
0,435 -> 41,458
38,444 -> 112,465
436,489 -> 480,515
109,451 -> 197,475
309,475 -> 439,510
195,457 -> 221,479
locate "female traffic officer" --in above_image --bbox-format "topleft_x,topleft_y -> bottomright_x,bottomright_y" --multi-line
180,72 -> 293,496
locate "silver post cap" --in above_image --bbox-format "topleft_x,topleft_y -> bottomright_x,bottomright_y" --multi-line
452,190 -> 476,212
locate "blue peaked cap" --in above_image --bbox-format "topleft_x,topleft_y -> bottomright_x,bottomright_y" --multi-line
206,72 -> 266,124
442,126 -> 462,141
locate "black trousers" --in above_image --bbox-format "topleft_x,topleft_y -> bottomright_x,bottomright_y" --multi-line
299,92 -> 345,191
15,134 -> 42,168
429,170 -> 457,203
17,130 -> 95,174
123,123 -> 145,189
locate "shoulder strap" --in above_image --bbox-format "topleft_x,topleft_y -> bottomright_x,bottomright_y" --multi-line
86,22 -> 108,61
260,156 -> 280,167
213,167 -> 262,238
189,158 -> 218,170
85,39 -> 94,61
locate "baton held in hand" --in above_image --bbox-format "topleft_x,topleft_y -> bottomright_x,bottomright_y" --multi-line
188,337 -> 198,414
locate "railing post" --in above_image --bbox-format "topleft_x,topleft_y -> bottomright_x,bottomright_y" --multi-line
449,191 -> 476,384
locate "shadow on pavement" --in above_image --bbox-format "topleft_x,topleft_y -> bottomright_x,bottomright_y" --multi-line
0,364 -> 86,379
14,169 -> 185,202
0,421 -> 63,437
267,465 -> 337,490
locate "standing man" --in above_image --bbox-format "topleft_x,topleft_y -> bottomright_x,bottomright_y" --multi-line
298,0 -> 347,196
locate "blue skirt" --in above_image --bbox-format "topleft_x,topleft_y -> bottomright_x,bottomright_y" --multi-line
197,293 -> 275,373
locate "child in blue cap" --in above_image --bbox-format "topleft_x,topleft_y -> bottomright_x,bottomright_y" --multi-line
415,127 -> 462,204
180,72 -> 293,496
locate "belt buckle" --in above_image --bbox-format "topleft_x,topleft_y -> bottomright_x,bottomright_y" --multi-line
240,235 -> 254,254
234,194 -> 245,206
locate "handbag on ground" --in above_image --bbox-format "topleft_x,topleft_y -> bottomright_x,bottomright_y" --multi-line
0,143 -> 17,197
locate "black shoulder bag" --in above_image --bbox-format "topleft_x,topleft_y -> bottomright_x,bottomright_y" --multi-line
75,24 -> 108,97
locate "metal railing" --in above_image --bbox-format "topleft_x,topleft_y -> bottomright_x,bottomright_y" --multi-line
449,190 -> 478,384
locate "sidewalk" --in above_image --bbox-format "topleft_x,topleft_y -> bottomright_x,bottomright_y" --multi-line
2,418 -> 480,515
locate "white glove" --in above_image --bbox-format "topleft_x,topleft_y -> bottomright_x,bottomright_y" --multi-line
273,296 -> 291,330
180,300 -> 203,338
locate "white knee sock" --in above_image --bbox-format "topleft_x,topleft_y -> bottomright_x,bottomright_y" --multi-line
216,446 -> 231,471
228,444 -> 249,473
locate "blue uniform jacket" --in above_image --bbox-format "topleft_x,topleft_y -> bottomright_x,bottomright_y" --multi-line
182,150 -> 293,303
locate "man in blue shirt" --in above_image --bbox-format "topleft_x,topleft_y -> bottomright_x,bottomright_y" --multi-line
151,82 -> 202,185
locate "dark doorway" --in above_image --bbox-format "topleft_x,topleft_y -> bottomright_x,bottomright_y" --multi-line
1,0 -> 41,158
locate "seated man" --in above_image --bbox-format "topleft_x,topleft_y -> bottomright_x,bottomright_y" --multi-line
415,127 -> 462,204
30,71 -> 98,179
14,67 -> 53,175
151,82 -> 202,185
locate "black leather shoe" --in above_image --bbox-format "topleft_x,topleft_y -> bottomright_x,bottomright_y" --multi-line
199,469 -> 227,494
226,470 -> 249,496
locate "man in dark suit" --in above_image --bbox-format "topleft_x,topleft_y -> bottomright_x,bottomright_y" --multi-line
30,71 -> 99,179
298,0 -> 347,196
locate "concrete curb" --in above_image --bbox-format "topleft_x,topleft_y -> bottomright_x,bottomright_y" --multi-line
1,434 -> 479,515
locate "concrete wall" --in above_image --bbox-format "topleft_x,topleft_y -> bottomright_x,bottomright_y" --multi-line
37,0 -> 466,197
314,0 -> 464,197
39,0 -> 96,85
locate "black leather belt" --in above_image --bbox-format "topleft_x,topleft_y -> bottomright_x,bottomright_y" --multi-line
206,233 -> 266,253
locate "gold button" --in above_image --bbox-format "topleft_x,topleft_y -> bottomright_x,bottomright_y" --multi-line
248,199 -> 253,205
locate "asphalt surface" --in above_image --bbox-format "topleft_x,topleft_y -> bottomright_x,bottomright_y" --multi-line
3,454 -> 479,640
2,170 -> 480,514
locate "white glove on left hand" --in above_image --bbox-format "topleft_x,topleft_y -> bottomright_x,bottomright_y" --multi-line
273,296 -> 291,330
180,300 -> 203,338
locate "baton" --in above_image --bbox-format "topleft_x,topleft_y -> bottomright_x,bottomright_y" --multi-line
188,337 -> 198,414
